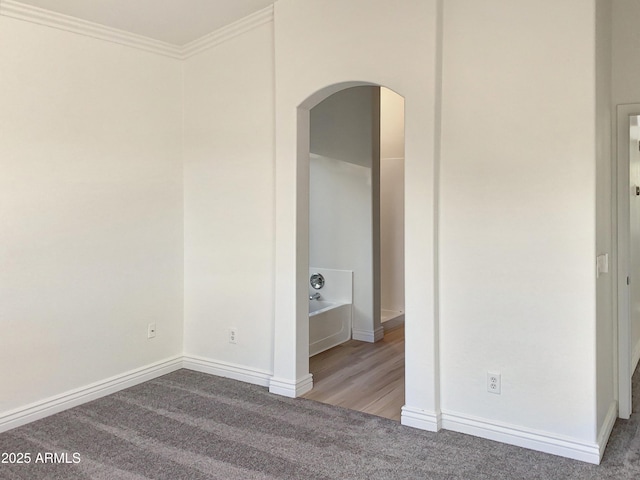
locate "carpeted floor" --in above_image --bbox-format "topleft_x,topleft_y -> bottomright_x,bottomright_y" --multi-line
2,369 -> 640,479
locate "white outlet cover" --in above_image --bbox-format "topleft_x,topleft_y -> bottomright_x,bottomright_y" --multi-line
229,327 -> 237,344
487,372 -> 501,394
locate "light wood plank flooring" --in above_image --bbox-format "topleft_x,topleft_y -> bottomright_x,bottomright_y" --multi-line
303,325 -> 404,421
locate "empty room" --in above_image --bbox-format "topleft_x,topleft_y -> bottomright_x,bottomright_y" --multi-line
3,0 -> 640,478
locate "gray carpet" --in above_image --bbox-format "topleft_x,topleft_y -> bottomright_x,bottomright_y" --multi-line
1,369 -> 640,479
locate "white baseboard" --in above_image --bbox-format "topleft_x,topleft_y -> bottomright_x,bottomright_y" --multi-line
598,401 -> 618,461
441,410 -> 601,464
182,355 -> 272,387
3,353 -> 612,465
269,374 -> 313,398
0,356 -> 183,434
401,405 -> 442,432
382,313 -> 405,332
352,326 -> 385,343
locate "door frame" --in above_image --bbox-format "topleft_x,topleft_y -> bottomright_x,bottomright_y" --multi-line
616,103 -> 640,419
270,79 -> 442,431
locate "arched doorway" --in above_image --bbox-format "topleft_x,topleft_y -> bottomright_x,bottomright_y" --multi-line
301,85 -> 406,420
270,80 -> 440,433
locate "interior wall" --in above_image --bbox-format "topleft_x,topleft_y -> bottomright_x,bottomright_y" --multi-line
439,0 -> 598,443
1,0 -> 616,462
612,0 -> 640,107
272,0 -> 440,415
612,0 -> 640,375
310,87 -> 375,168
380,87 -> 405,315
309,154 -> 373,331
0,17 -> 184,414
182,22 -> 276,374
309,87 -> 379,341
380,88 -> 405,160
595,0 -> 615,442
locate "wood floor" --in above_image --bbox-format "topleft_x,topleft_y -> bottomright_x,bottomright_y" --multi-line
303,325 -> 404,421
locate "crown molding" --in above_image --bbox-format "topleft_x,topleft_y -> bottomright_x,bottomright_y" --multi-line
181,5 -> 274,59
0,0 -> 274,60
0,0 -> 183,58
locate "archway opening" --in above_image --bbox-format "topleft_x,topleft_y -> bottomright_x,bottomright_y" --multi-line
299,84 -> 406,420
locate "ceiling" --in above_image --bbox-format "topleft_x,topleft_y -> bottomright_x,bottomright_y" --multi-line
12,0 -> 276,46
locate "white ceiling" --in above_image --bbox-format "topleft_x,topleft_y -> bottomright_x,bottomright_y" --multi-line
12,0 -> 276,46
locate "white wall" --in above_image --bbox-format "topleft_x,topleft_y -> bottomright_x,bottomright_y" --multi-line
380,87 -> 405,160
595,0 -> 615,443
0,17 -> 183,415
309,155 -> 375,339
612,0 -> 640,377
182,22 -> 275,375
0,0 -> 618,463
612,0 -> 640,107
272,0 -> 440,414
310,87 -> 376,168
309,86 -> 380,341
440,0 -> 597,444
380,87 -> 405,314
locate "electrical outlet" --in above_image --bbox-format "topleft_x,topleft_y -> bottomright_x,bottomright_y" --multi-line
147,323 -> 156,339
229,327 -> 237,344
487,372 -> 501,394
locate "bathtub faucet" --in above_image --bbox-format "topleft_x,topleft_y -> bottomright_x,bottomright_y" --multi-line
309,292 -> 321,300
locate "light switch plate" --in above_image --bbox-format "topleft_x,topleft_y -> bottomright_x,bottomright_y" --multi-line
596,254 -> 609,277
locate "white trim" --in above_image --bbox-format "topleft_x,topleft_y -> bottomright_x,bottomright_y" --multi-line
401,405 -> 441,432
0,0 -> 182,58
616,104 -> 640,419
382,313 -> 405,332
182,355 -> 272,387
181,5 -> 274,59
0,0 -> 274,60
0,357 -> 613,465
598,401 -> 618,461
374,326 -> 385,341
352,326 -> 385,343
269,374 -> 313,398
441,410 -> 602,464
0,356 -> 182,433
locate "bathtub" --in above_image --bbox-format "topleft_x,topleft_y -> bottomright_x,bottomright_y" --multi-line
309,299 -> 352,356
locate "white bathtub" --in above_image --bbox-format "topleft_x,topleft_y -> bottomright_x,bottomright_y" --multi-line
309,299 -> 352,356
